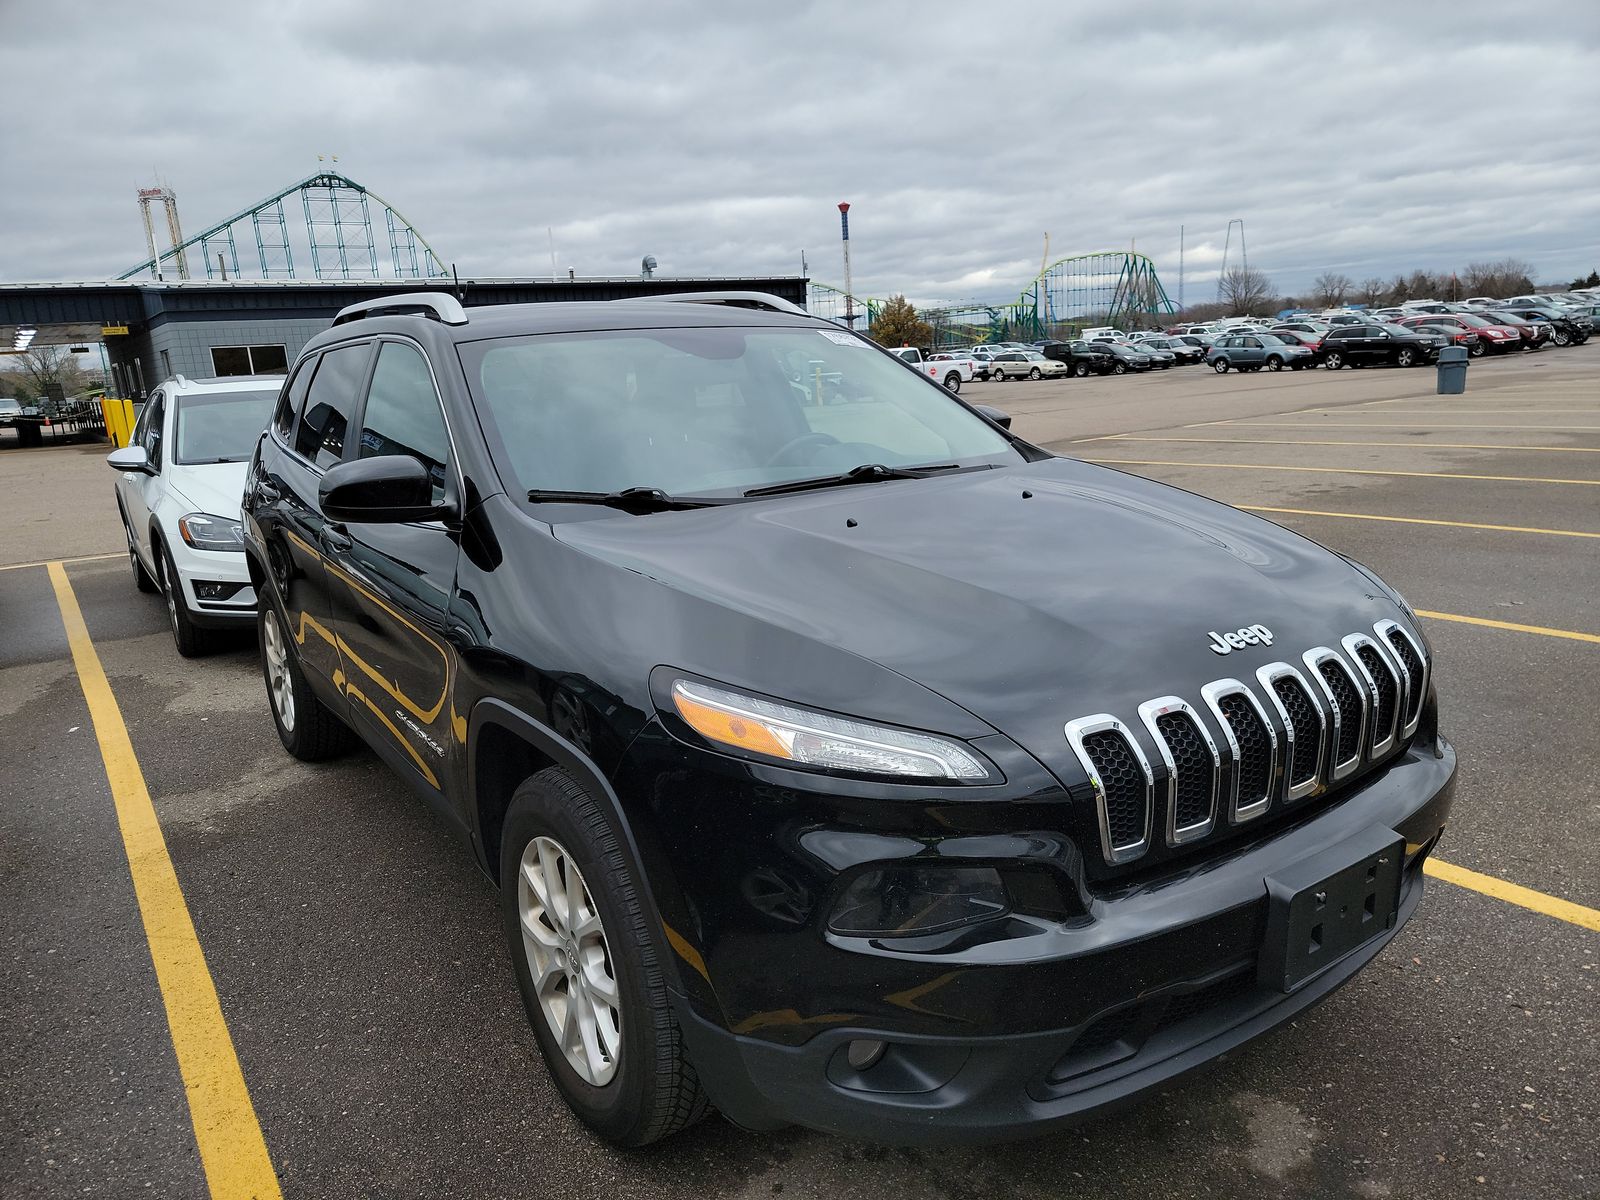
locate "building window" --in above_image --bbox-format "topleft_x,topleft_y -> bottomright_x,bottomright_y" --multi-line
211,344 -> 289,377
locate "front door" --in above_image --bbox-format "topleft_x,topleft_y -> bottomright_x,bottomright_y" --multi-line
321,339 -> 461,799
118,389 -> 165,570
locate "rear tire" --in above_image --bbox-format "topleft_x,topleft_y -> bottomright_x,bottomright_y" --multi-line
1324,352 -> 1344,370
501,767 -> 709,1147
259,603 -> 356,760
125,519 -> 157,593
157,543 -> 214,658
1212,359 -> 1229,373
943,372 -> 961,393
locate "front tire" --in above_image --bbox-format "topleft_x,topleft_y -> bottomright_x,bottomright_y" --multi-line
1266,356 -> 1284,371
1552,329 -> 1571,347
501,768 -> 709,1147
1114,363 -> 1127,375
1028,367 -> 1042,380
1395,348 -> 1417,368
1468,340 -> 1486,357
259,603 -> 356,760
157,542 -> 214,658
1074,361 -> 1090,377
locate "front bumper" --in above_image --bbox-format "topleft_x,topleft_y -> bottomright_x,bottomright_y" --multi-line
662,737 -> 1456,1145
166,536 -> 257,625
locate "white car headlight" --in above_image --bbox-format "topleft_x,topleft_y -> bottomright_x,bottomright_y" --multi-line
670,679 -> 992,781
177,512 -> 245,552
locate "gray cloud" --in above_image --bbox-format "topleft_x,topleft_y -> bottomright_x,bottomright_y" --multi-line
2,0 -> 1597,303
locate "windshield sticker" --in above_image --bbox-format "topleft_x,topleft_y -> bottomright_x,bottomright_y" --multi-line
818,330 -> 863,346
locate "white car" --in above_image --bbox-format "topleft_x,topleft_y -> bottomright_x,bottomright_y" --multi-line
107,374 -> 281,655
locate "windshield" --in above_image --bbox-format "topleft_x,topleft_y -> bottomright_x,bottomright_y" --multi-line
173,389 -> 278,463
1486,311 -> 1528,325
461,326 -> 1018,500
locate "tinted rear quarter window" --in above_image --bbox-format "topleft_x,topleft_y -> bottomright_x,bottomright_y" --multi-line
295,343 -> 370,469
273,359 -> 314,440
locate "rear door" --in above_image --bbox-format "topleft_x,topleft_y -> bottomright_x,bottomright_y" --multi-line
321,338 -> 461,800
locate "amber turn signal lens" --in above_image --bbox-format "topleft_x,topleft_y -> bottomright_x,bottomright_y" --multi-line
673,690 -> 794,760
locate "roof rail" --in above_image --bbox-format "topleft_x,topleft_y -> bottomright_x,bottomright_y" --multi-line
642,290 -> 810,316
332,291 -> 468,327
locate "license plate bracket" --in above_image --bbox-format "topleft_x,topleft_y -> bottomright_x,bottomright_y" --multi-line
1259,826 -> 1404,993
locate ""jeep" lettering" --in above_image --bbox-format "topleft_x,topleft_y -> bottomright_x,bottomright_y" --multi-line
1206,624 -> 1275,655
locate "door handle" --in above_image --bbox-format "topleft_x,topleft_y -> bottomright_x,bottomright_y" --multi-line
321,525 -> 353,553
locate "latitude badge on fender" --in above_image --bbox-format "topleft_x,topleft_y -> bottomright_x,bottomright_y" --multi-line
1206,624 -> 1275,655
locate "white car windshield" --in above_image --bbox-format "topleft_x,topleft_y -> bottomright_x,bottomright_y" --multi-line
174,390 -> 279,464
463,326 -> 1019,499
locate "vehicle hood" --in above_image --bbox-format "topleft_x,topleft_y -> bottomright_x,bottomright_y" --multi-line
166,461 -> 251,521
554,458 -> 1406,770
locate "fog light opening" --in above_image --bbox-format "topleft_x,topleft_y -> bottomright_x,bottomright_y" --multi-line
845,1038 -> 887,1072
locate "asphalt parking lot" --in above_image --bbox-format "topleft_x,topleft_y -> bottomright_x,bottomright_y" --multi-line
2,350 -> 1596,1200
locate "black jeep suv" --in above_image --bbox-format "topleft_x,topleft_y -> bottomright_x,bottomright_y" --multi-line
242,291 -> 1455,1148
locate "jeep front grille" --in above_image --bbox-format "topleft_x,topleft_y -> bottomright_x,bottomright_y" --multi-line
1065,623 -> 1427,867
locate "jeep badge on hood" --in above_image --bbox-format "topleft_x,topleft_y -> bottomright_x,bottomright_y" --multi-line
1207,624 -> 1275,655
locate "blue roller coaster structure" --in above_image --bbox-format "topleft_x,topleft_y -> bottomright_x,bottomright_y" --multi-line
119,172 -> 449,282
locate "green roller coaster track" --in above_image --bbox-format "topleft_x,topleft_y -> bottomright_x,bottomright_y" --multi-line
924,251 -> 1177,348
118,172 -> 449,282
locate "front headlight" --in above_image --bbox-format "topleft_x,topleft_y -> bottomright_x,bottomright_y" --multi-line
670,679 -> 992,781
177,512 -> 245,552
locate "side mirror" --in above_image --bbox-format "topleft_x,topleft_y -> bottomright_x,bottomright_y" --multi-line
973,404 -> 1012,430
107,445 -> 151,473
319,455 -> 449,524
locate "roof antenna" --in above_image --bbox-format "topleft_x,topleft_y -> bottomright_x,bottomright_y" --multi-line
452,263 -> 464,304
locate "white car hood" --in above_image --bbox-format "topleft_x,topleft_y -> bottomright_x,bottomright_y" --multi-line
166,461 -> 251,520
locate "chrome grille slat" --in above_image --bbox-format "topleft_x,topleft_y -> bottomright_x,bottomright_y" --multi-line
1200,679 -> 1277,824
1343,632 -> 1400,759
1303,647 -> 1364,782
1138,697 -> 1219,847
1256,663 -> 1325,802
1065,715 -> 1154,865
1375,619 -> 1428,738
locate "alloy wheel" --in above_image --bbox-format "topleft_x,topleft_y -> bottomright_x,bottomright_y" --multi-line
1029,367 -> 1041,380
1397,349 -> 1415,367
160,556 -> 179,634
1212,359 -> 1228,373
262,608 -> 295,732
518,836 -> 622,1087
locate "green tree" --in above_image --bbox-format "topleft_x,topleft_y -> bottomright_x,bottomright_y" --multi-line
1570,268 -> 1599,289
868,295 -> 932,349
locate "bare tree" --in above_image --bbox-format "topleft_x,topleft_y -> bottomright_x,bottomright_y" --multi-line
1217,266 -> 1277,315
15,346 -> 85,405
1462,258 -> 1536,297
1356,277 -> 1387,306
1312,272 -> 1353,307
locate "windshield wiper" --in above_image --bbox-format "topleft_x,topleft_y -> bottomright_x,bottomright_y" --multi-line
743,462 -> 975,498
525,486 -> 727,512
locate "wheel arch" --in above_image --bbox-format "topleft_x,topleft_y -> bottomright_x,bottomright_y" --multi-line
468,697 -> 708,1001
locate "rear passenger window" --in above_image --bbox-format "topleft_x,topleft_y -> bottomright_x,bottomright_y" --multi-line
357,342 -> 450,505
273,360 -> 314,440
295,343 -> 370,469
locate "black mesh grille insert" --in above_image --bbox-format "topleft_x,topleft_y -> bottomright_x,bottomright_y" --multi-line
1318,659 -> 1363,766
1082,730 -> 1147,851
1155,711 -> 1213,831
1272,676 -> 1321,786
1386,629 -> 1425,726
1217,692 -> 1272,811
1356,644 -> 1399,745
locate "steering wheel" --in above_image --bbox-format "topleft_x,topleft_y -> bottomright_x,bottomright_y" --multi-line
764,432 -> 839,468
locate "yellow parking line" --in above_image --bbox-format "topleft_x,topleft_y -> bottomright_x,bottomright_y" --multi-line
1087,458 -> 1600,487
1082,436 -> 1600,455
1425,859 -> 1600,932
1416,610 -> 1600,645
0,551 -> 123,572
1239,505 -> 1600,539
46,562 -> 282,1200
1216,422 -> 1600,432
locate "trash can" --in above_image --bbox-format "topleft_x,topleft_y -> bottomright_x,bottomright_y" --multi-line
1436,345 -> 1468,395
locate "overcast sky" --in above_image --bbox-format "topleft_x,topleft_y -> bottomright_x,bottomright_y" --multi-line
2,0 -> 1597,306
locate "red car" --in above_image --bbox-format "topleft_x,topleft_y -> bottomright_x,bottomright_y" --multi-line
1395,316 -> 1484,356
1397,314 -> 1516,356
